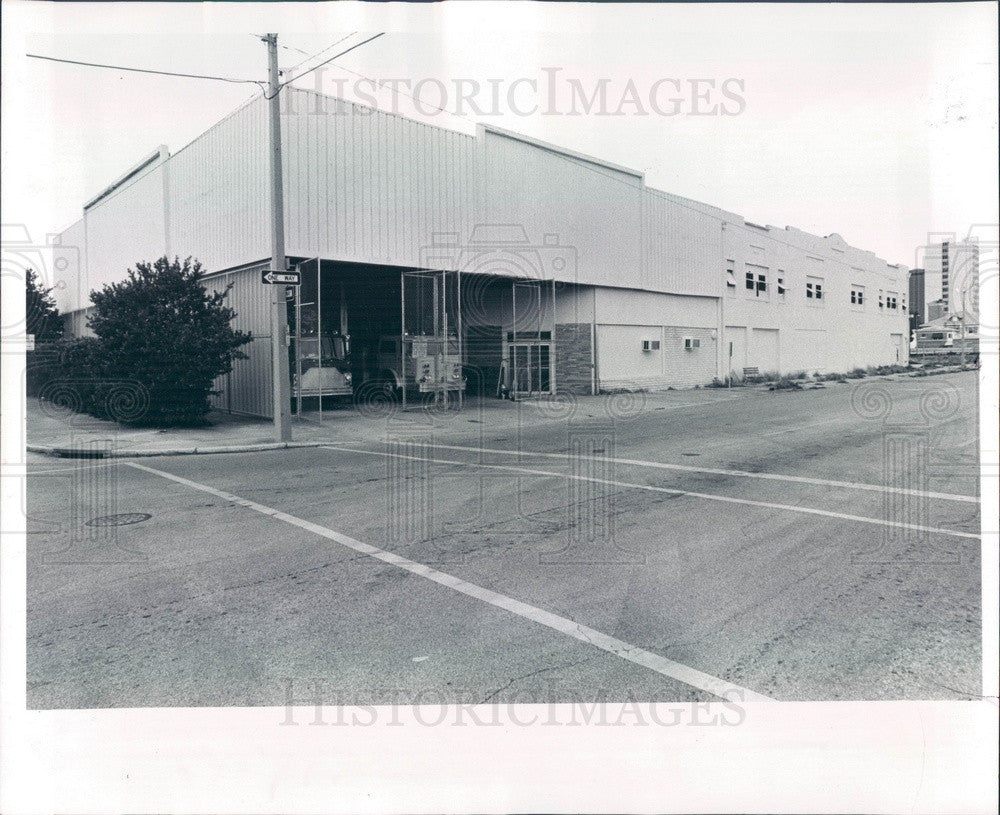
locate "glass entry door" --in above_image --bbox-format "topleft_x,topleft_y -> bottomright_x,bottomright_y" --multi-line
508,342 -> 551,395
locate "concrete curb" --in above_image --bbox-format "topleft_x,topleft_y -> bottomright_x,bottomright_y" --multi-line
26,441 -> 331,459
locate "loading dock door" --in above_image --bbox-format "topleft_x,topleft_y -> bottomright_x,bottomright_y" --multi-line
751,328 -> 780,374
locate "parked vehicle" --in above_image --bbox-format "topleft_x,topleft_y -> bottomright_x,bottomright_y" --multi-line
292,333 -> 352,399
373,333 -> 464,397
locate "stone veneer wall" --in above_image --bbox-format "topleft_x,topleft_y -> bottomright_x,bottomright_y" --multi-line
555,323 -> 594,395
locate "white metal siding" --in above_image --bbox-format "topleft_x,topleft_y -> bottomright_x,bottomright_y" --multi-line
168,98 -> 269,273
282,90 -> 476,268
206,265 -> 273,417
80,164 -> 167,308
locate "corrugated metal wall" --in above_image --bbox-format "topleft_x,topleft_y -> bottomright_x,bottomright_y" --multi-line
641,190 -> 723,298
54,97 -> 269,315
205,265 -> 274,417
83,164 -> 168,307
282,90 -> 477,267
169,99 -> 269,273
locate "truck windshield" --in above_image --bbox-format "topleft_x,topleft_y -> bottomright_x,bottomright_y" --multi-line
330,336 -> 347,360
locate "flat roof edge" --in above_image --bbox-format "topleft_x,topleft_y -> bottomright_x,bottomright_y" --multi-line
479,123 -> 645,180
83,146 -> 168,211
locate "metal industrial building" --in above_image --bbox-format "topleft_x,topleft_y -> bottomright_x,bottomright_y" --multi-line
52,89 -> 911,418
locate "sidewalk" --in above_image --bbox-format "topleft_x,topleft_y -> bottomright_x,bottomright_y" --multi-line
25,387 -> 754,458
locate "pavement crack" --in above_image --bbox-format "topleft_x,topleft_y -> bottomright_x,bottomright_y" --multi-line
479,654 -> 602,704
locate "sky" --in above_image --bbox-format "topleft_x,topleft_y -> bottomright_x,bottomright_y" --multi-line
2,1 -> 997,271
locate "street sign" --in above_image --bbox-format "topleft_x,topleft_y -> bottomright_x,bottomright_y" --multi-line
261,270 -> 300,285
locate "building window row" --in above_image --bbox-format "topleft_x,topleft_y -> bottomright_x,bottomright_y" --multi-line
725,266 -> 905,312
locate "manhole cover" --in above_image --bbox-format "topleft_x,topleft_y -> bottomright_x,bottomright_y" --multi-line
85,513 -> 152,527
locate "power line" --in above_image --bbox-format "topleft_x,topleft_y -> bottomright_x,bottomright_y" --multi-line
278,33 -> 385,91
25,53 -> 266,93
284,32 -> 358,74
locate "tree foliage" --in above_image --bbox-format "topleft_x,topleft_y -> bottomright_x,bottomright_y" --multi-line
25,268 -> 63,343
87,256 -> 252,425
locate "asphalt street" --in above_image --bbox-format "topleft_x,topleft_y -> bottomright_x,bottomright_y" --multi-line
25,371 -> 982,708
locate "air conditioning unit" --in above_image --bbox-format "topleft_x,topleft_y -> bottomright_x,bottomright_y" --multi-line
684,338 -> 701,350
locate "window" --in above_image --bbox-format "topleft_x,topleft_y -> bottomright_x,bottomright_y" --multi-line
726,262 -> 736,291
777,273 -> 786,299
886,292 -> 898,310
745,265 -> 768,298
851,286 -> 865,306
878,290 -> 884,309
806,277 -> 824,302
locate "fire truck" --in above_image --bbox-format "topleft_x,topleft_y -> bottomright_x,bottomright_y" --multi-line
292,333 -> 353,399
372,333 -> 464,399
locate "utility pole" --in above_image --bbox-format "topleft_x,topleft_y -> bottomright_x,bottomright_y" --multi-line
959,289 -> 967,367
264,33 -> 292,441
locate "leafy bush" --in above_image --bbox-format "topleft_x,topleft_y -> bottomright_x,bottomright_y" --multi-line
29,337 -> 103,408
86,257 -> 252,426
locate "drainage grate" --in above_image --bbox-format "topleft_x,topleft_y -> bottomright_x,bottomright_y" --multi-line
85,513 -> 152,527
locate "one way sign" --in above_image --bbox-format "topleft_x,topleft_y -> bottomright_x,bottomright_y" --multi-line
261,270 -> 301,285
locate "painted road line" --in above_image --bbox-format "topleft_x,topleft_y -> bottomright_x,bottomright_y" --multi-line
425,443 -> 979,504
125,460 -> 770,704
322,445 -> 980,542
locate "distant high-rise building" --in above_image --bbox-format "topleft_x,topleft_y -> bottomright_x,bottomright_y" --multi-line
908,268 -> 925,329
923,238 -> 979,320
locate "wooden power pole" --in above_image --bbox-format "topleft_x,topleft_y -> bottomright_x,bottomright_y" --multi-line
264,33 -> 292,441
